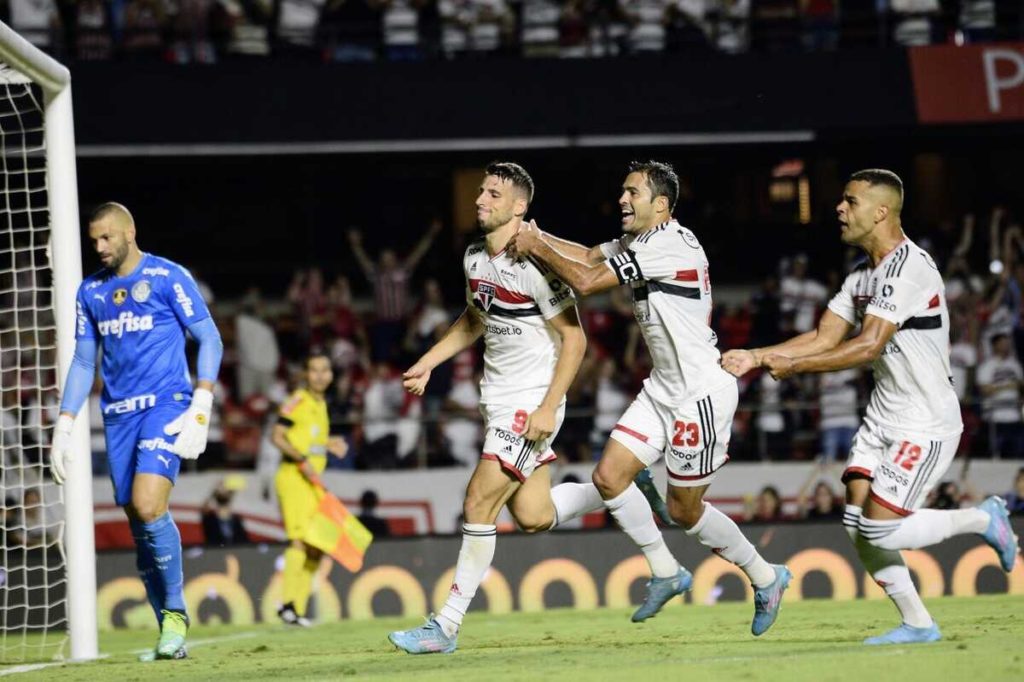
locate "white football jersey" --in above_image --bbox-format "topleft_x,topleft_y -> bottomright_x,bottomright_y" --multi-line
827,238 -> 962,436
601,220 -> 733,405
464,239 -> 577,405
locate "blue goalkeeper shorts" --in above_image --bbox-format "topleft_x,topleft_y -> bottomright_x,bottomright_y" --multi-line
104,401 -> 188,507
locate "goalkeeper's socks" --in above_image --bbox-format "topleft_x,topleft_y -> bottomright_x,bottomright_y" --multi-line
142,512 -> 187,614
604,484 -> 679,578
437,523 -> 496,638
129,517 -> 165,626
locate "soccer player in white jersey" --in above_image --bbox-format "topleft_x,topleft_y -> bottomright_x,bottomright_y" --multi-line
722,169 -> 1020,645
388,162 -> 605,654
510,160 -> 792,635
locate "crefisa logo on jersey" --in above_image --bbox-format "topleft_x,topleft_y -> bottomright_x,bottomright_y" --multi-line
173,283 -> 195,317
131,280 -> 152,303
113,288 -> 128,306
476,282 -> 496,311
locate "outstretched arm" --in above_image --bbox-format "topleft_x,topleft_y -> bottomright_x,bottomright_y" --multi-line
510,221 -> 620,296
403,306 -> 484,395
538,233 -> 607,265
404,219 -> 444,272
347,229 -> 376,280
721,310 -> 853,377
762,315 -> 897,379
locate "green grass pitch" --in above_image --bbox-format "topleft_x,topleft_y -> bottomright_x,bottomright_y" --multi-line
9,595 -> 1024,681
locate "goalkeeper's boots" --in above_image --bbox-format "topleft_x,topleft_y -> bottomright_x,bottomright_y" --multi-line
751,564 -> 792,636
632,566 -> 692,622
278,603 -> 312,627
139,645 -> 188,662
388,615 -> 457,654
864,622 -> 942,645
979,496 -> 1020,572
634,468 -> 674,526
155,610 -> 189,659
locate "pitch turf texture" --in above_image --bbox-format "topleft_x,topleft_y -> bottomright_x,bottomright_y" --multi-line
11,595 -> 1024,681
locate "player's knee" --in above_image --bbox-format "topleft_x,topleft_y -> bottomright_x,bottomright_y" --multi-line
463,491 -> 496,524
592,463 -> 628,499
514,510 -> 553,534
667,495 -> 703,529
131,498 -> 167,523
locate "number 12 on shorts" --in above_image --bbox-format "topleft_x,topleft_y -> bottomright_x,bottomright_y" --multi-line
893,441 -> 922,471
672,420 -> 700,447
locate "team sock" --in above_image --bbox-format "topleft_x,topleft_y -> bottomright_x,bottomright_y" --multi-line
858,508 -> 989,550
686,502 -> 775,588
604,484 -> 679,578
130,517 -> 165,626
549,481 -> 604,529
141,512 -> 187,617
844,504 -> 932,628
437,523 -> 497,637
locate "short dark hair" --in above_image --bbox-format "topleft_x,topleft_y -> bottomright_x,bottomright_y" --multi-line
485,162 -> 535,206
848,169 -> 904,201
990,333 -> 1011,348
304,351 -> 331,369
89,202 -> 131,224
627,160 -> 679,211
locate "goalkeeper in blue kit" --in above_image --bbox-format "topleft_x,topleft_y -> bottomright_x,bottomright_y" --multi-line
50,203 -> 223,661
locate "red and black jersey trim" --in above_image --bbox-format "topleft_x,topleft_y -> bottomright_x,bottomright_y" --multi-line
900,315 -> 942,331
473,299 -> 542,318
648,280 -> 701,300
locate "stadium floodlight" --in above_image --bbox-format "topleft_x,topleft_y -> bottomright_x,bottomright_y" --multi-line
0,21 -> 96,663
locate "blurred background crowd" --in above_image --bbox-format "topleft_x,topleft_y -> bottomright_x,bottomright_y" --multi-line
1,0 -> 1020,64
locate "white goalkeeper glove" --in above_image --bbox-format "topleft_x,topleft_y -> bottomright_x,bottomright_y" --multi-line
163,388 -> 214,460
49,414 -> 75,485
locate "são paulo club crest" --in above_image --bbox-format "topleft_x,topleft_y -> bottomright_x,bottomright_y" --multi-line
475,282 -> 497,311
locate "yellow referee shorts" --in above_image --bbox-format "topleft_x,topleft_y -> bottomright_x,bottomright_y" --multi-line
275,457 -> 327,540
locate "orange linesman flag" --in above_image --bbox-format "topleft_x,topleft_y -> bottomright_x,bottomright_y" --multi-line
303,490 -> 374,572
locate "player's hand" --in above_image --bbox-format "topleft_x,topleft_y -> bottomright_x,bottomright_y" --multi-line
49,414 -> 75,485
163,388 -> 214,459
524,405 -> 556,442
762,353 -> 797,380
298,458 -> 324,488
508,220 -> 541,260
402,363 -> 431,396
720,349 -> 759,377
327,436 -> 349,459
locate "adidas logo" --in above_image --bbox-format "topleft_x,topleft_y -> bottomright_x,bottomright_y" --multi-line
886,485 -> 898,495
681,463 -> 693,471
450,583 -> 462,596
502,444 -> 513,453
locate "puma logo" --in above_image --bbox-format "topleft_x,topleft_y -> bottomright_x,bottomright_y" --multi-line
93,293 -> 106,303
156,454 -> 172,469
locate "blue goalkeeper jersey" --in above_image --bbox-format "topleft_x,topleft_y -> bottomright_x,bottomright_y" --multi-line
75,253 -> 212,415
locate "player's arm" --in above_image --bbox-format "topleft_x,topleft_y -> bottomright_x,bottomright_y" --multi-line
518,234 -> 621,297
525,306 -> 587,441
162,269 -> 223,458
49,335 -> 98,484
762,315 -> 897,379
539,233 -> 606,265
403,306 -> 484,395
722,310 -> 854,377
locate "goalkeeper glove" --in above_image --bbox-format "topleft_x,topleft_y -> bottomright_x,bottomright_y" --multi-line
163,388 -> 214,460
49,414 -> 75,485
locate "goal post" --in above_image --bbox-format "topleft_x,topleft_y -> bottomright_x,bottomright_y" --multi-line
0,21 -> 96,662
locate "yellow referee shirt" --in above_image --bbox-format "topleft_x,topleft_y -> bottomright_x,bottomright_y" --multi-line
275,389 -> 330,540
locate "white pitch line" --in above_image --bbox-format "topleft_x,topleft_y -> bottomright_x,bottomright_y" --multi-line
129,631 -> 260,654
0,631 -> 260,677
664,647 -> 910,665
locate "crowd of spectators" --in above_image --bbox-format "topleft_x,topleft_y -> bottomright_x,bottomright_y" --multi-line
1,0 -> 1015,64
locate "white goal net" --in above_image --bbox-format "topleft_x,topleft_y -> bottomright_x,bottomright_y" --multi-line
0,60 -> 69,664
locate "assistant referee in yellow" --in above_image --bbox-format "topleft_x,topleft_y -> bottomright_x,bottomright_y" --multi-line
273,353 -> 348,626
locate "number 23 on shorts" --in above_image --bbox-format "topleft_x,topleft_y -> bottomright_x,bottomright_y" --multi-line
672,420 -> 700,447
